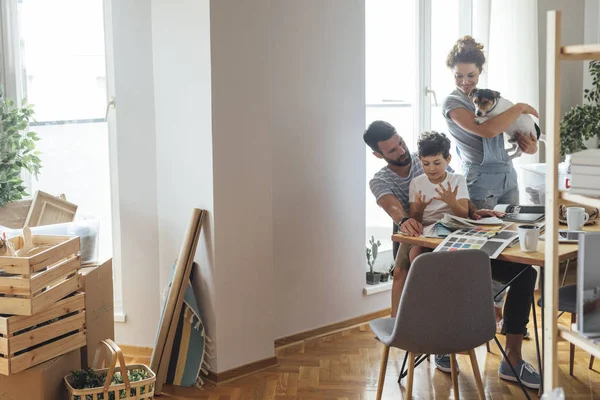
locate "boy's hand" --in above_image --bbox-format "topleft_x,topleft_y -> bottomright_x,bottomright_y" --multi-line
434,182 -> 458,206
414,190 -> 433,212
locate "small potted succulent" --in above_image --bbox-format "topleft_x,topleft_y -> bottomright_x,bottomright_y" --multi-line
378,269 -> 390,282
366,235 -> 381,285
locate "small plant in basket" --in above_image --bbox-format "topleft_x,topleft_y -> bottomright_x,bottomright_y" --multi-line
366,235 -> 381,285
65,340 -> 155,400
69,368 -> 152,400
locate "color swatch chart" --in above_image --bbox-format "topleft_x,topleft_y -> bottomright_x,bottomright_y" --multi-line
438,236 -> 485,251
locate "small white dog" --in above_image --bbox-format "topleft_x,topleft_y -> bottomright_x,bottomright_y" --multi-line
469,88 -> 542,159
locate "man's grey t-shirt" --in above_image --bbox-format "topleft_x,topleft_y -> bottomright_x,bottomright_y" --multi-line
442,89 -> 484,165
369,154 -> 424,213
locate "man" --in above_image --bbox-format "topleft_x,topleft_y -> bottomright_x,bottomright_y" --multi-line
363,120 -> 541,389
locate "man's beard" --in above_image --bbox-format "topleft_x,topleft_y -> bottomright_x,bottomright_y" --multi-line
386,153 -> 411,167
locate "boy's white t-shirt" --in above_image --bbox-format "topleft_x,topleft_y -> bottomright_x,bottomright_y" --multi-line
408,171 -> 470,226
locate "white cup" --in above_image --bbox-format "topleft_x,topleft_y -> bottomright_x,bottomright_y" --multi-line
566,207 -> 589,230
518,224 -> 540,253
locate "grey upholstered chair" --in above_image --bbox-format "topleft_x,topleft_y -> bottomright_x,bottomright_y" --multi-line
370,250 -> 496,400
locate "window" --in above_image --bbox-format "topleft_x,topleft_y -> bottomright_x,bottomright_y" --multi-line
365,0 -> 471,256
1,0 -> 121,316
365,0 -> 417,253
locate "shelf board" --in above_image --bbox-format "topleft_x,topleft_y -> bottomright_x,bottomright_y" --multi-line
560,44 -> 600,60
558,326 -> 600,358
560,192 -> 600,209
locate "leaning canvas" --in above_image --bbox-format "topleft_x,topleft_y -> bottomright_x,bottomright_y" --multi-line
577,232 -> 600,337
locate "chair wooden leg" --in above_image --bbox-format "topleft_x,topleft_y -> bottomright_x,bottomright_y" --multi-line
450,353 -> 460,400
468,349 -> 486,400
590,356 -> 596,370
406,352 -> 416,399
485,341 -> 491,353
570,313 -> 576,376
376,345 -> 390,400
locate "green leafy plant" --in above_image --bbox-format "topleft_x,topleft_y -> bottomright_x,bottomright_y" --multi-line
365,235 -> 381,274
0,87 -> 41,206
560,60 -> 600,156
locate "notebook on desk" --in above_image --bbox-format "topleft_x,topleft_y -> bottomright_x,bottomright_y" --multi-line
494,204 -> 545,223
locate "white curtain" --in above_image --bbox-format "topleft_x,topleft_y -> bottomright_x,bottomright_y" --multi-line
472,0 -> 540,167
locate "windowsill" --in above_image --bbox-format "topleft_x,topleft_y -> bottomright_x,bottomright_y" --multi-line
363,280 -> 393,296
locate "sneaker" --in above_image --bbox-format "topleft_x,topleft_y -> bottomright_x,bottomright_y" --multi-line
498,360 -> 541,390
434,354 -> 458,374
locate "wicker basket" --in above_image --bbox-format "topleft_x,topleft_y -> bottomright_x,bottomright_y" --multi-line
64,339 -> 156,400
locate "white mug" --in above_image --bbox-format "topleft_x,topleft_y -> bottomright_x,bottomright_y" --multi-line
518,225 -> 540,253
566,207 -> 589,230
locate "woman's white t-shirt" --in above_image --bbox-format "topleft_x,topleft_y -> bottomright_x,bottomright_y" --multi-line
408,171 -> 470,226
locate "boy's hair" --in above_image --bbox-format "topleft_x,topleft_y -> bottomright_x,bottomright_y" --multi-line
363,120 -> 397,153
417,131 -> 451,159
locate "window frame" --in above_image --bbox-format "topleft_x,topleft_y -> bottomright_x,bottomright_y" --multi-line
0,0 -> 125,322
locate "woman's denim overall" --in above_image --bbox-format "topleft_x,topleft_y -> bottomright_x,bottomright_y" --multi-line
462,134 -> 519,210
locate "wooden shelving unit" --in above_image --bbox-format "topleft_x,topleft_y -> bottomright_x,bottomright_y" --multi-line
544,10 -> 600,394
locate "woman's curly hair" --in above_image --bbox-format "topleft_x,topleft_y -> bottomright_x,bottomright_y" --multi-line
446,35 -> 486,71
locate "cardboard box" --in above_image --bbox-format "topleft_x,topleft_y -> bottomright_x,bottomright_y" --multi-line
79,258 -> 115,368
0,349 -> 80,400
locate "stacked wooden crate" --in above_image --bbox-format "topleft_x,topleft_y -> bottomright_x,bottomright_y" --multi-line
0,234 -> 85,375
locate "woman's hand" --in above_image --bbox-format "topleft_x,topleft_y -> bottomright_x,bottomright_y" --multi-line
433,182 -> 458,207
472,209 -> 506,220
516,132 -> 538,154
516,103 -> 539,118
414,190 -> 433,212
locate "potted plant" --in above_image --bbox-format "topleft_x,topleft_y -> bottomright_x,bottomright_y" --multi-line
366,235 -> 381,285
378,269 -> 390,282
560,60 -> 600,157
0,86 -> 41,207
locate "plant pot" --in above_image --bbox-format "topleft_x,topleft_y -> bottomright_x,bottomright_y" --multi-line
366,271 -> 381,285
379,272 -> 389,282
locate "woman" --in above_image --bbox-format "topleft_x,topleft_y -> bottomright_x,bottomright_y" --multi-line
442,36 -> 539,210
443,36 -> 539,336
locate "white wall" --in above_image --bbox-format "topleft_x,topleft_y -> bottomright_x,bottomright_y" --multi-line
538,0 -> 585,136
270,0 -> 389,340
150,0 -> 217,366
107,0 -> 161,347
210,0 -> 275,372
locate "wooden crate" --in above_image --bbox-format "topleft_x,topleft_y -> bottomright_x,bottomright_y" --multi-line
0,292 -> 86,375
0,235 -> 81,316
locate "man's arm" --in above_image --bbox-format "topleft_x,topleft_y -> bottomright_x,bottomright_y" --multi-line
377,194 -> 423,236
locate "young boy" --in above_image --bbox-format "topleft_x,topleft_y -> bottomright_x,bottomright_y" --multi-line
408,131 -> 470,263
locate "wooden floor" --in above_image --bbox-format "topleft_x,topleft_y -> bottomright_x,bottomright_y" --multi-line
126,291 -> 600,399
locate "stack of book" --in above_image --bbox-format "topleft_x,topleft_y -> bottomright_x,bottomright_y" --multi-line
570,149 -> 600,197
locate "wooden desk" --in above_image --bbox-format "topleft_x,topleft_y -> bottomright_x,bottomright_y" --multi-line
392,223 -> 600,267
